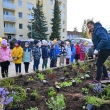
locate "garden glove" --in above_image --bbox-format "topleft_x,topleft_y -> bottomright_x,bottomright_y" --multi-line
94,50 -> 98,55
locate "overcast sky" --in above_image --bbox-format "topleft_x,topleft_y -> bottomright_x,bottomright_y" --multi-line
67,0 -> 110,31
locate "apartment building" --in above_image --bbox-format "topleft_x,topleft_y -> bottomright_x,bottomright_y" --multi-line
0,0 -> 67,41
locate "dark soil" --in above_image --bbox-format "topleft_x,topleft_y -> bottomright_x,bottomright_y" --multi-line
5,65 -> 110,110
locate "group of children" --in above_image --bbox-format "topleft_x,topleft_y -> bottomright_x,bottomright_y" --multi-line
0,38 -> 94,78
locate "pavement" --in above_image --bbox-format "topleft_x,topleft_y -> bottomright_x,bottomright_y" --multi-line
0,57 -> 66,79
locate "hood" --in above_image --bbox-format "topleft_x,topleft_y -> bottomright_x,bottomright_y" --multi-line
94,22 -> 102,33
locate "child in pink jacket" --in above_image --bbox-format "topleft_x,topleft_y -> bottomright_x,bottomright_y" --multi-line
0,39 -> 11,78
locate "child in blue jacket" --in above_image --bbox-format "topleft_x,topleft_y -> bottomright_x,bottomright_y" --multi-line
50,44 -> 56,68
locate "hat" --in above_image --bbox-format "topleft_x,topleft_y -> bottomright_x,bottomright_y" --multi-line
34,40 -> 39,45
16,40 -> 21,45
42,40 -> 48,45
71,40 -> 75,44
25,41 -> 30,45
1,39 -> 7,46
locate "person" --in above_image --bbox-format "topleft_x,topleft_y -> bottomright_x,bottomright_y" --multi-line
23,42 -> 32,73
88,45 -> 94,59
87,21 -> 110,83
32,40 -> 41,71
75,43 -> 80,62
0,37 -> 2,47
41,40 -> 49,69
59,41 -> 66,66
53,39 -> 60,67
80,41 -> 86,61
12,40 -> 23,75
0,39 -> 11,78
71,40 -> 76,63
84,42 -> 89,60
66,42 -> 71,64
50,44 -> 56,68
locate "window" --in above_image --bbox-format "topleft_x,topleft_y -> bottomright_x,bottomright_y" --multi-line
63,12 -> 65,17
19,23 -> 23,29
28,14 -> 33,20
63,4 -> 65,8
63,20 -> 65,24
27,3 -> 34,10
18,0 -> 22,7
50,0 -> 53,5
50,9 -> 53,14
63,29 -> 65,32
3,0 -> 12,3
19,35 -> 23,37
3,11 -> 12,15
18,12 -> 22,18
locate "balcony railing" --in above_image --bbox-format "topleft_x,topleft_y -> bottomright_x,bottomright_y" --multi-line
3,2 -> 15,10
4,15 -> 16,22
4,27 -> 16,34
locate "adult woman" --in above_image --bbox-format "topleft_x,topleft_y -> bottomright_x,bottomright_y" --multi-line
87,21 -> 110,83
0,39 -> 11,78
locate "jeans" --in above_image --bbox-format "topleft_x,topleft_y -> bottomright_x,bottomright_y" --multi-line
66,58 -> 70,65
50,59 -> 55,68
71,55 -> 75,63
33,59 -> 40,71
80,53 -> 85,61
42,59 -> 48,69
15,63 -> 21,73
96,49 -> 110,81
24,62 -> 30,73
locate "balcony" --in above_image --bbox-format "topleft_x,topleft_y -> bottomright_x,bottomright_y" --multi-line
4,15 -> 16,22
4,27 -> 16,34
3,2 -> 15,10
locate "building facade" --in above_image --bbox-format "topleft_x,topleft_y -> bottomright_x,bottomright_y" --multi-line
0,0 -> 67,41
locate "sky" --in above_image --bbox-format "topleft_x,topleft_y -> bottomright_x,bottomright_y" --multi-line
67,0 -> 110,31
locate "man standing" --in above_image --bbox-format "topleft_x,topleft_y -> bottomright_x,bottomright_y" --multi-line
87,21 -> 110,83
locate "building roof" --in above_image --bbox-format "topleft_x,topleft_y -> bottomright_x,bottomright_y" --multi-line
67,31 -> 82,36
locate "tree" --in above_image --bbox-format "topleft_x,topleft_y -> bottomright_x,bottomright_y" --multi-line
73,26 -> 78,32
27,0 -> 48,40
81,18 -> 93,38
49,0 -> 61,40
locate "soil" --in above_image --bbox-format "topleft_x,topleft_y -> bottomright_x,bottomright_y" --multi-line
4,65 -> 110,110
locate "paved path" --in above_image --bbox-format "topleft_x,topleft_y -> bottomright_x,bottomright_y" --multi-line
0,58 -> 66,79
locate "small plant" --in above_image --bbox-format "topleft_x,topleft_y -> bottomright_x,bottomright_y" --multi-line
82,87 -> 89,94
36,70 -> 40,73
31,90 -> 39,99
65,72 -> 69,75
74,78 -> 82,84
27,76 -> 34,81
59,81 -> 72,88
37,73 -> 45,81
63,65 -> 67,70
27,107 -> 38,110
18,74 -> 23,78
48,87 -> 56,97
48,68 -> 53,74
72,64 -> 77,69
85,96 -> 104,108
46,94 -> 66,110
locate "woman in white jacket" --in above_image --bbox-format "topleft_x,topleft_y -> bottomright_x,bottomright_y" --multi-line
66,42 -> 71,64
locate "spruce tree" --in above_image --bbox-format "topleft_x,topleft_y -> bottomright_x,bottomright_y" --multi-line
27,1 -> 48,40
50,0 -> 61,40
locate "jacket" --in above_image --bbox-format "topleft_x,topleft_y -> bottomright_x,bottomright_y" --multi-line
80,44 -> 86,53
75,45 -> 80,54
88,47 -> 94,56
23,47 -> 32,62
12,46 -> 23,64
0,47 -> 11,62
71,46 -> 76,55
50,48 -> 56,60
32,46 -> 41,60
66,46 -> 71,58
59,46 -> 66,56
42,46 -> 49,58
55,45 -> 60,55
92,22 -> 110,51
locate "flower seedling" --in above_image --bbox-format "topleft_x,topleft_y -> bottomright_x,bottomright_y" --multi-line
30,90 -> 39,101
37,73 -> 45,81
65,72 -> 69,77
27,107 -> 38,110
48,87 -> 56,97
18,74 -> 23,78
82,87 -> 89,95
48,68 -> 55,78
74,78 -> 82,84
27,76 -> 34,81
59,81 -> 72,88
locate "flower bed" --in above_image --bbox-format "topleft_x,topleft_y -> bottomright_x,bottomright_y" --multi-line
0,60 -> 110,110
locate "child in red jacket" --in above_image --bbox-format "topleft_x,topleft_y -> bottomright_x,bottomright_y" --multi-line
75,43 -> 80,62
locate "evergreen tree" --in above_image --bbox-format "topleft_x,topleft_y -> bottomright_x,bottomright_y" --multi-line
50,0 -> 61,40
27,1 -> 48,40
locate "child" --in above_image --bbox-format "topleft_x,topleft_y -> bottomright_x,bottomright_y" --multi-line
41,40 -> 49,69
0,39 -> 11,78
32,40 -> 41,71
12,40 -> 23,75
75,43 -> 80,62
80,41 -> 86,61
50,44 -> 56,68
66,42 -> 71,65
23,42 -> 32,73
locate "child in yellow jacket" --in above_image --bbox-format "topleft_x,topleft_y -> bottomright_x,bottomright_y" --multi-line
12,40 -> 23,75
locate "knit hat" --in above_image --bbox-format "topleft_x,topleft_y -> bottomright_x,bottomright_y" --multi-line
1,39 -> 7,46
25,41 -> 30,45
16,40 -> 21,45
71,40 -> 75,44
42,40 -> 48,45
34,40 -> 39,45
